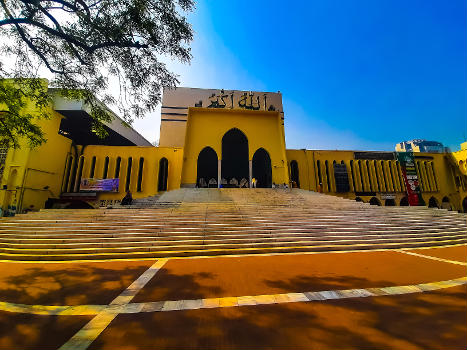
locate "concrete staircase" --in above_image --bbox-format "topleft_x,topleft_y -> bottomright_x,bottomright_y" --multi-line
0,189 -> 465,261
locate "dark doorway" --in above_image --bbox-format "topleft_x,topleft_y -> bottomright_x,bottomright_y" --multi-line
369,197 -> 381,206
221,128 -> 249,185
463,197 -> 467,213
197,147 -> 218,188
400,197 -> 409,206
158,157 -> 168,191
385,198 -> 396,206
252,148 -> 272,188
428,197 -> 439,208
355,197 -> 363,202
290,160 -> 300,188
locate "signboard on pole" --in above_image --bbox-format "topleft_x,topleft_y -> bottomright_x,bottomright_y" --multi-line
80,178 -> 119,192
396,152 -> 422,206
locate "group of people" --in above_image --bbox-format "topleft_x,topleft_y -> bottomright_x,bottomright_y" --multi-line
197,177 -> 251,188
196,177 -> 292,189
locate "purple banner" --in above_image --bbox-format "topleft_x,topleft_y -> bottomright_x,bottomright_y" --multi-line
80,178 -> 119,192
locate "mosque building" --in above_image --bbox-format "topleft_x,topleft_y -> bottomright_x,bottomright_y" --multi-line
0,81 -> 466,214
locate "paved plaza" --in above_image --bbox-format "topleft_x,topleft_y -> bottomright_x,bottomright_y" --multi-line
0,245 -> 465,349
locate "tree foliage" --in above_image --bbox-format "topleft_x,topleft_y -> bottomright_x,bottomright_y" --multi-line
0,0 -> 194,148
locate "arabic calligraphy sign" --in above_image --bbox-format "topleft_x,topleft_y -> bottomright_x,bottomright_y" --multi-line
201,90 -> 277,111
162,87 -> 283,113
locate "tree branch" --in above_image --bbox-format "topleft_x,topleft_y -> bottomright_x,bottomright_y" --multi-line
36,3 -> 88,65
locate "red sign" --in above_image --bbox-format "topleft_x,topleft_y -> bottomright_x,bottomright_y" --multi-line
396,152 -> 422,206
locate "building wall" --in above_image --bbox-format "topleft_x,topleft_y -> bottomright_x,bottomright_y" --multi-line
0,90 -> 72,213
2,81 -> 466,212
66,145 -> 184,205
286,149 -> 466,211
19,111 -> 72,211
159,87 -> 284,148
451,144 -> 467,211
181,108 -> 288,187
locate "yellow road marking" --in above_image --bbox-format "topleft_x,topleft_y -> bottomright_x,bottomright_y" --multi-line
58,258 -> 168,350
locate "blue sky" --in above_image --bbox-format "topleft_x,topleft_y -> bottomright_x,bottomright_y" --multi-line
134,0 -> 467,151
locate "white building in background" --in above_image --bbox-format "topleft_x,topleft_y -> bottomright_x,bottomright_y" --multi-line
396,139 -> 444,153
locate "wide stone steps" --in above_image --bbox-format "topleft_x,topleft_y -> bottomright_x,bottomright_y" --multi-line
1,231 -> 465,250
1,236 -> 466,257
5,209 -> 463,218
0,224 -> 463,238
0,188 -> 464,260
1,213 -> 463,224
1,238 -> 465,261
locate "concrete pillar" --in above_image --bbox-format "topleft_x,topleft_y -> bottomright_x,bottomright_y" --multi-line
249,160 -> 253,188
218,159 -> 222,188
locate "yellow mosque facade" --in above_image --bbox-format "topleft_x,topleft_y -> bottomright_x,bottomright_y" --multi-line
0,83 -> 466,214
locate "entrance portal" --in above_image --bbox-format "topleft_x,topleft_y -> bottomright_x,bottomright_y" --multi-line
197,147 -> 218,187
252,148 -> 272,188
221,128 -> 249,186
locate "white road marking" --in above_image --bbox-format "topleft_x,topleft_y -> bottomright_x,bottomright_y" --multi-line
398,250 -> 467,266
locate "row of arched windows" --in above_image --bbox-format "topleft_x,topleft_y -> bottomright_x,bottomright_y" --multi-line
305,158 -> 438,194
415,160 -> 438,192
347,159 -> 405,193
62,155 -> 169,193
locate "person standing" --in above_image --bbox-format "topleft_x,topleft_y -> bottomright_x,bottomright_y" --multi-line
121,190 -> 133,205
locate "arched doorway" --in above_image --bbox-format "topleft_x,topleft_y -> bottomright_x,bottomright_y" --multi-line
463,197 -> 467,213
290,160 -> 300,188
252,148 -> 272,188
400,197 -> 409,206
369,197 -> 381,206
197,147 -> 218,188
158,157 -> 168,192
385,198 -> 396,206
428,197 -> 439,208
355,197 -> 363,202
221,128 -> 249,186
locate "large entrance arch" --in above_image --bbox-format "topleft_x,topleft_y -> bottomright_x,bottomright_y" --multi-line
197,147 -> 218,188
221,128 -> 249,186
252,148 -> 272,188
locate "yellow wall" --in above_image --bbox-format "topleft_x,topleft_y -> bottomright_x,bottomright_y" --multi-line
0,82 -> 72,213
159,121 -> 187,148
453,147 -> 467,176
286,149 -> 466,211
19,111 -> 72,211
74,145 -> 183,204
181,108 -> 288,187
2,80 -> 466,213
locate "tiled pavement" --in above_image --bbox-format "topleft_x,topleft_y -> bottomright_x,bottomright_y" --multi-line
0,246 -> 466,349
